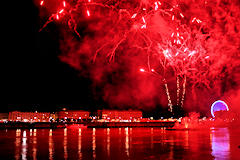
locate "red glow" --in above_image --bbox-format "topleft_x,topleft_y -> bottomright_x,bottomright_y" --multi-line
131,13 -> 137,19
56,14 -> 59,20
142,17 -> 146,23
139,68 -> 145,72
63,1 -> 66,7
87,10 -> 90,17
59,9 -> 64,14
38,0 -> 240,112
40,1 -> 44,6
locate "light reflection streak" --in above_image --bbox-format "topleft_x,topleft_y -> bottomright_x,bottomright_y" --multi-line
33,129 -> 37,160
211,128 -> 230,159
129,128 -> 132,150
107,128 -> 110,157
161,127 -> 166,133
92,128 -> 96,159
64,128 -> 68,160
151,128 -> 154,149
118,128 -> 122,144
125,127 -> 129,157
21,130 -> 27,160
49,129 -> 52,136
184,130 -> 189,148
169,139 -> 174,159
161,127 -> 166,145
15,129 -> 21,160
49,129 -> 54,160
33,129 -> 37,137
78,128 -> 82,160
16,129 -> 21,137
30,129 -> 32,136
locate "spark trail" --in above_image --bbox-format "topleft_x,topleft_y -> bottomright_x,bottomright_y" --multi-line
38,0 -> 240,112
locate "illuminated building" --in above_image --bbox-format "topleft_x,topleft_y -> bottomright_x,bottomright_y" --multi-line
57,110 -> 90,120
97,110 -> 142,120
0,113 -> 8,122
8,111 -> 50,122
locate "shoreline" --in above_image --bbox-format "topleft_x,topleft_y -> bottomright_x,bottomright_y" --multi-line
0,121 -> 176,129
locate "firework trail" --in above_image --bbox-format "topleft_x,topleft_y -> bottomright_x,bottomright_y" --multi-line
38,0 -> 240,112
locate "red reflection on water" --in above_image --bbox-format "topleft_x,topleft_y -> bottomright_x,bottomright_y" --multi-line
21,131 -> 27,160
49,129 -> 54,160
15,129 -> 21,160
1,127 -> 237,159
211,128 -> 230,159
92,128 -> 96,159
78,128 -> 82,159
33,129 -> 37,160
125,127 -> 129,157
107,128 -> 110,157
64,128 -> 68,160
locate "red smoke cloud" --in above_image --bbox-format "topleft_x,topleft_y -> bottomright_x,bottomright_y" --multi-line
38,0 -> 240,113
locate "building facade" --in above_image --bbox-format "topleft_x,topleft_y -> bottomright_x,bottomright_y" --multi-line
8,111 -> 51,122
57,110 -> 90,120
97,110 -> 142,120
0,113 -> 8,122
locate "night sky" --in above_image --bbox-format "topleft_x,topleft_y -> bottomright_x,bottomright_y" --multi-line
1,1 -> 96,112
2,1 -> 239,117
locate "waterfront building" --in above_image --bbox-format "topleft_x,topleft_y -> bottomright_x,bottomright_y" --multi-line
57,110 -> 90,120
0,113 -> 8,122
97,110 -> 142,120
8,111 -> 50,122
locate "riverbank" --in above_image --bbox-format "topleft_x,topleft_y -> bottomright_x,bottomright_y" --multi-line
0,122 -> 66,129
87,121 -> 175,128
0,121 -> 176,129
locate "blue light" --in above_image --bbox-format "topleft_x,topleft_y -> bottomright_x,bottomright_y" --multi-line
211,100 -> 229,117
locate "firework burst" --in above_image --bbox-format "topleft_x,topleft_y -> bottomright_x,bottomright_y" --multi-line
38,0 -> 240,112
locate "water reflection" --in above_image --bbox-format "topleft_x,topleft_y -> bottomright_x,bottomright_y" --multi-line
78,128 -> 82,160
33,129 -> 37,160
7,127 -> 236,160
118,128 -> 122,145
107,128 -> 110,157
64,128 -> 68,160
211,128 -> 230,159
49,129 -> 54,160
92,128 -> 96,159
15,129 -> 21,160
21,131 -> 27,160
150,128 -> 153,149
125,127 -> 129,157
184,130 -> 189,148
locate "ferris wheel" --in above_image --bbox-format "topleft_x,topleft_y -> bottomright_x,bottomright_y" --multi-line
211,100 -> 229,118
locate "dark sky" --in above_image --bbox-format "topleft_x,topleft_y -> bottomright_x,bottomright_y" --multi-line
3,1 -> 238,118
1,1 -> 96,112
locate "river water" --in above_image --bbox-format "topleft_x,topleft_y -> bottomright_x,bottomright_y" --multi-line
0,127 -> 239,160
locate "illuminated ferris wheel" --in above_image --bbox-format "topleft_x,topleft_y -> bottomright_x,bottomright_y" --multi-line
211,100 -> 229,118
